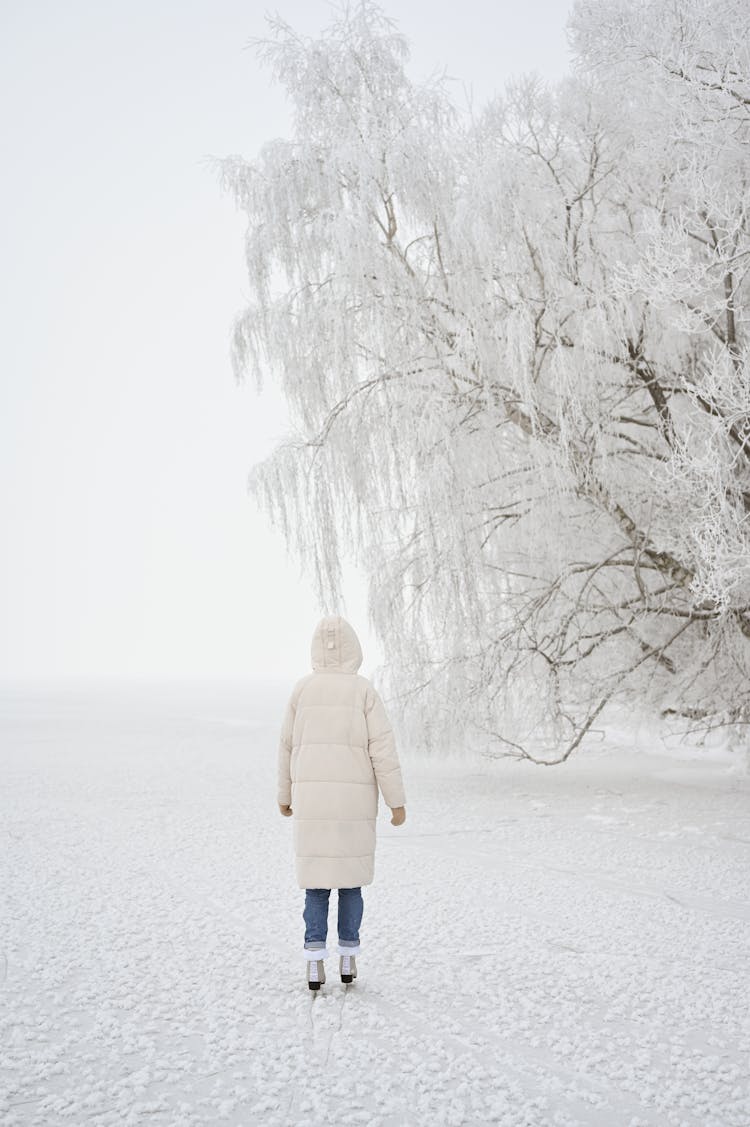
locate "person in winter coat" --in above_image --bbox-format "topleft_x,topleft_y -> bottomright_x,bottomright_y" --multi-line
277,615 -> 406,990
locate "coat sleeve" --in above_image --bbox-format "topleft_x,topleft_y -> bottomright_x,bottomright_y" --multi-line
277,691 -> 295,806
365,686 -> 406,808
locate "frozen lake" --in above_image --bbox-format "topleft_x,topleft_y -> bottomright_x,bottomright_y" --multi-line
1,680 -> 749,1126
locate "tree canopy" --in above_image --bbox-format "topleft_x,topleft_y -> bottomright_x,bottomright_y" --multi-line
217,0 -> 750,761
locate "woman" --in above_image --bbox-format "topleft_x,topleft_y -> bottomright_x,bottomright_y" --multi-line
277,615 -> 407,990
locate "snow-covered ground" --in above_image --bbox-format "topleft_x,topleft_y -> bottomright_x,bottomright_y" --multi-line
1,679 -> 749,1127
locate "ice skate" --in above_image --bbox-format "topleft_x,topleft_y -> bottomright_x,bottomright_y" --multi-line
337,944 -> 360,983
305,948 -> 328,991
339,953 -> 357,983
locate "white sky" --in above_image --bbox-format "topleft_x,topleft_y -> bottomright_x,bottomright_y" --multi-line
0,0 -> 573,681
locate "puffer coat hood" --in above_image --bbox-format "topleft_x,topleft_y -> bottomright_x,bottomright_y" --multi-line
277,616 -> 406,889
310,616 -> 363,674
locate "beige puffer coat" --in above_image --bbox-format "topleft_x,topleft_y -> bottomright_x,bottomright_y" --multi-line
277,616 -> 406,889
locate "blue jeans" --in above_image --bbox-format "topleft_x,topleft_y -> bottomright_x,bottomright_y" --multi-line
303,887 -> 363,949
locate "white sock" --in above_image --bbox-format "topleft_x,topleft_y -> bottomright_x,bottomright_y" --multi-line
336,943 -> 361,957
304,948 -> 330,961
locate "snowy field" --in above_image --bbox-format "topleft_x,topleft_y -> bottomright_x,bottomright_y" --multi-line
1,679 -> 749,1127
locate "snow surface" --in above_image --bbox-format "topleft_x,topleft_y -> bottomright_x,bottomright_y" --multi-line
1,679 -> 749,1126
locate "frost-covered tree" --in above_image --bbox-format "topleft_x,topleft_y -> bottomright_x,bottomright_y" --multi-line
217,0 -> 750,761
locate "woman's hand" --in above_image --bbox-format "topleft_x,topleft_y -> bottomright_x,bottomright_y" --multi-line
279,803 -> 293,817
390,806 -> 406,826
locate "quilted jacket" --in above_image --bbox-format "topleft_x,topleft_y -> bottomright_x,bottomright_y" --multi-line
277,615 -> 406,889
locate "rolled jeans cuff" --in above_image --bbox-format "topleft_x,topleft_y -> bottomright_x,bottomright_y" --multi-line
336,942 -> 361,955
303,946 -> 330,960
